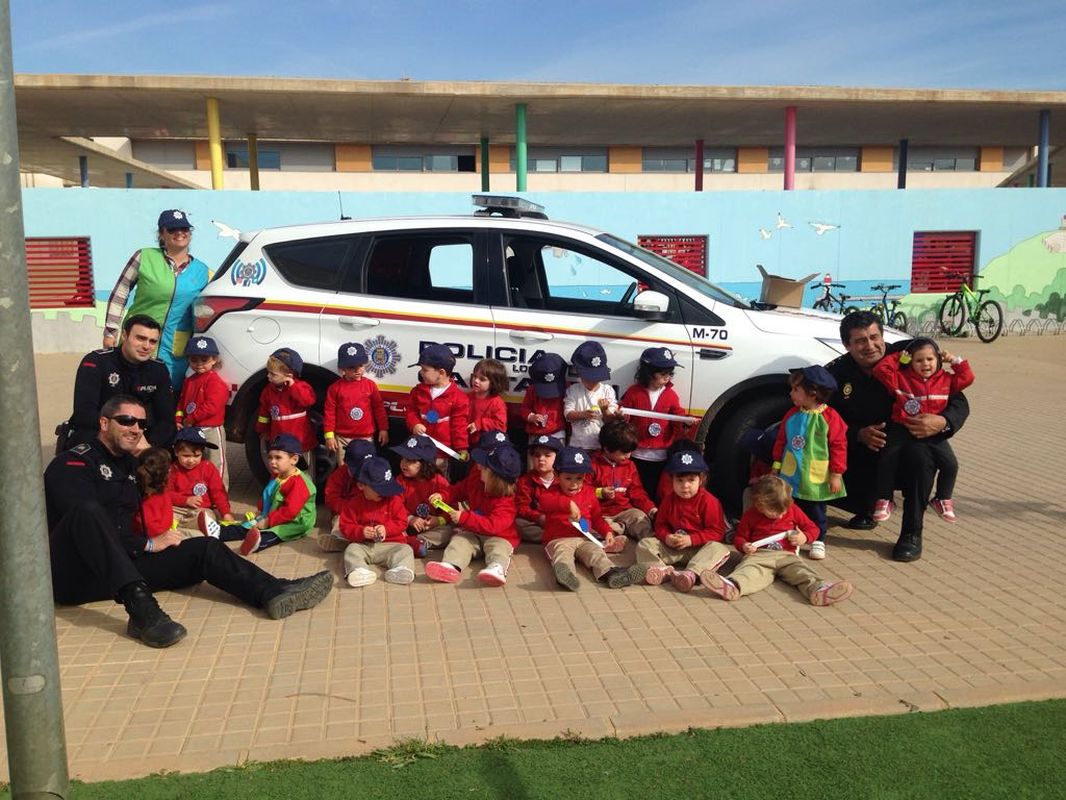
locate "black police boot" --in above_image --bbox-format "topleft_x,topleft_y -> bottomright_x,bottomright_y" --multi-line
118,581 -> 187,648
847,513 -> 878,531
892,530 -> 923,562
265,570 -> 334,620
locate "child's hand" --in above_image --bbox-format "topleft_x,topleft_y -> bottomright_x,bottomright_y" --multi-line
362,525 -> 378,541
326,437 -> 340,453
448,509 -> 462,524
152,530 -> 184,552
787,529 -> 806,547
185,495 -> 204,509
941,349 -> 955,363
175,421 -> 184,430
648,507 -> 658,519
428,493 -> 442,506
665,532 -> 691,549
829,473 -> 842,494
682,416 -> 698,426
377,430 -> 389,446
372,524 -> 387,542
742,542 -> 757,555
568,501 -> 581,522
283,375 -> 295,387
467,422 -> 477,434
600,486 -> 616,500
413,423 -> 427,435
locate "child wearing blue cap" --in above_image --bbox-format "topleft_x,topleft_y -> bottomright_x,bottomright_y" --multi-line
256,347 -> 317,480
564,341 -> 620,451
166,426 -> 233,538
391,434 -> 452,553
176,335 -> 229,486
406,343 -> 469,467
515,434 -> 561,543
324,342 -> 389,456
520,352 -> 567,444
318,439 -> 378,551
337,456 -> 415,587
772,365 -> 848,560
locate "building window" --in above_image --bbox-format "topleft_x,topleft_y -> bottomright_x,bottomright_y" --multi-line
510,148 -> 608,173
768,147 -> 860,172
642,147 -> 736,173
225,147 -> 281,170
372,146 -> 476,173
905,147 -> 979,172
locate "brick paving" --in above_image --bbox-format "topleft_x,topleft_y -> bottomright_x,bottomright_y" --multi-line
4,335 -> 1064,782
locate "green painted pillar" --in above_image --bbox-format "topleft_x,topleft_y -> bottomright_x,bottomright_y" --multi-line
480,137 -> 490,191
515,103 -> 527,192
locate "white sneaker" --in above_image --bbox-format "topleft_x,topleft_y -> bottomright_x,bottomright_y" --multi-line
384,566 -> 415,585
346,567 -> 377,588
196,510 -> 220,538
477,563 -> 507,587
809,541 -> 826,560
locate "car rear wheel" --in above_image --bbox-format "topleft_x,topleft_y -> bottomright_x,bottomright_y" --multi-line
706,393 -> 791,514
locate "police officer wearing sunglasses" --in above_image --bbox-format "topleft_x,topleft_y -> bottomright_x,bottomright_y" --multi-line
45,395 -> 333,648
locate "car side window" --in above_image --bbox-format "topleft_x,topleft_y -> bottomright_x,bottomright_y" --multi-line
264,237 -> 356,290
362,234 -> 474,304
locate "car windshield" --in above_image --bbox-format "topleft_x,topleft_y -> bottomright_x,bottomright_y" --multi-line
596,234 -> 753,309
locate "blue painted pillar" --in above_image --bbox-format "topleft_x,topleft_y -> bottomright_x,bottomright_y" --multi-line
694,138 -> 704,191
1037,109 -> 1050,188
897,139 -> 908,189
515,104 -> 527,192
78,156 -> 88,187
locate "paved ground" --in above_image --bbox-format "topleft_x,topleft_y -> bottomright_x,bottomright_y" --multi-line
4,335 -> 1065,782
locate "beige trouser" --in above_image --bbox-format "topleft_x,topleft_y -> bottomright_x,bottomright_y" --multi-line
417,522 -> 455,549
343,541 -> 414,576
605,507 -> 653,540
200,425 -> 229,490
173,505 -> 212,539
544,537 -> 614,580
729,550 -> 823,598
635,537 -> 730,575
442,531 -> 514,572
516,517 -> 544,544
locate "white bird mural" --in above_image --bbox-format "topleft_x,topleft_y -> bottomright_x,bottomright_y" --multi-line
212,219 -> 241,240
809,221 -> 840,236
776,212 -> 793,230
758,228 -> 773,240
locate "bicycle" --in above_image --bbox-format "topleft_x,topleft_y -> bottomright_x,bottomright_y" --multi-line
869,284 -> 908,331
810,281 -> 858,314
937,273 -> 1004,343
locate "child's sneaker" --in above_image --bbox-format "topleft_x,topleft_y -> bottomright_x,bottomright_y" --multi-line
809,541 -> 826,560
477,563 -> 507,587
415,537 -> 430,557
603,536 -> 627,554
239,527 -> 261,556
425,561 -> 462,584
644,564 -> 675,586
196,510 -> 220,538
553,562 -> 580,591
810,580 -> 853,607
872,499 -> 894,522
671,569 -> 697,593
600,566 -> 631,589
703,572 -> 740,601
930,498 -> 957,523
384,565 -> 415,585
347,567 -> 377,588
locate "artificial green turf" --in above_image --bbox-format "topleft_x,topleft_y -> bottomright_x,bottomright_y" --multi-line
5,700 -> 1065,799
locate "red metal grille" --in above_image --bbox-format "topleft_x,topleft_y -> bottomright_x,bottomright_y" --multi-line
911,231 -> 976,293
638,235 -> 708,277
25,237 -> 95,309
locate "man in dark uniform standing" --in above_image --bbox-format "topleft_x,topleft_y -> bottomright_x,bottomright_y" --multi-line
45,395 -> 333,648
827,311 -> 969,561
62,314 -> 176,450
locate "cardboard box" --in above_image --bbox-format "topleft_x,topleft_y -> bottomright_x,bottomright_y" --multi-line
756,264 -> 820,308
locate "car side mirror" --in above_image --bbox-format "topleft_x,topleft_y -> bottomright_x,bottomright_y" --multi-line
634,290 -> 669,320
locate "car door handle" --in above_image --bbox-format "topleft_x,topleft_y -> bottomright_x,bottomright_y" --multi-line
510,330 -> 554,342
339,317 -> 380,329
698,348 -> 730,361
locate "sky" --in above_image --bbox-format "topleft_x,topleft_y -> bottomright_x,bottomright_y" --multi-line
9,0 -> 1066,90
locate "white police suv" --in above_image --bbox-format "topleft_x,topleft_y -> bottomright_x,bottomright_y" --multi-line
195,196 -> 851,507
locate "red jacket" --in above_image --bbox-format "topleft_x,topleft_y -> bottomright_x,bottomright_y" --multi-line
439,474 -> 518,547
519,387 -> 565,436
591,451 -> 655,515
398,473 -> 452,521
258,472 -> 313,529
539,483 -> 611,545
167,459 -> 231,517
406,381 -> 469,451
337,492 -> 408,543
134,492 -> 173,538
256,380 -> 317,451
654,489 -> 726,546
873,352 -> 975,425
323,376 -> 388,439
620,383 -> 688,450
468,393 -> 507,435
515,471 -> 555,522
324,467 -> 358,517
733,504 -> 818,555
176,370 -> 228,427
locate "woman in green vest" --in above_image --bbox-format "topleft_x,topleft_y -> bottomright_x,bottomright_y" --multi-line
103,209 -> 212,389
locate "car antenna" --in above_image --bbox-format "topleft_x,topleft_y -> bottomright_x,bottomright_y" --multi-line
338,191 -> 351,221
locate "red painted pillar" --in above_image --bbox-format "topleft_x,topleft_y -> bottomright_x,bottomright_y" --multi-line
784,106 -> 797,190
694,138 -> 705,191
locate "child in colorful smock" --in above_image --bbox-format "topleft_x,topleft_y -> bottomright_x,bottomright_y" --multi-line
166,427 -> 233,538
175,335 -> 230,487
871,337 -> 975,524
133,448 -> 178,540
256,347 -> 317,479
633,451 -> 730,591
772,365 -> 847,561
425,444 -> 523,587
592,419 -> 657,549
318,439 -> 376,551
406,343 -> 469,469
620,347 -> 697,498
215,434 -> 317,556
391,434 -> 452,554
564,341 -> 619,451
324,342 -> 389,457
702,475 -> 853,607
520,352 -> 567,444
515,434 -> 560,543
467,357 -> 509,437
338,456 -> 415,587
538,446 -> 631,591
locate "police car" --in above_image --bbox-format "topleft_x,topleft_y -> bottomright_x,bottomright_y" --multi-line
194,195 -> 852,508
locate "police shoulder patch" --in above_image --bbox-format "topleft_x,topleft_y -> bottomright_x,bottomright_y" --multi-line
70,443 -> 91,455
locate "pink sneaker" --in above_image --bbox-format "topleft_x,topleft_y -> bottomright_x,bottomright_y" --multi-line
644,564 -> 675,586
872,499 -> 894,523
425,561 -> 462,584
603,536 -> 627,554
931,498 -> 957,523
810,580 -> 853,607
671,569 -> 697,593
702,572 -> 740,601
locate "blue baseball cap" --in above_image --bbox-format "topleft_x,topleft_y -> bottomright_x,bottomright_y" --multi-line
790,364 -> 838,391
184,335 -> 219,357
412,343 -> 455,371
555,446 -> 593,475
528,352 -> 567,398
158,209 -> 192,230
267,433 -> 303,455
270,347 -> 304,377
641,346 -> 682,370
472,430 -> 510,454
173,426 -> 219,450
343,439 -> 377,472
474,443 -> 522,483
338,342 -> 369,369
527,434 -> 563,452
571,341 -> 611,381
390,434 -> 437,463
665,450 -> 708,475
355,456 -> 404,497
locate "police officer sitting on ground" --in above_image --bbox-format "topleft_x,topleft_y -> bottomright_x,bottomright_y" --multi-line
61,313 -> 176,452
826,311 -> 969,561
45,395 -> 333,648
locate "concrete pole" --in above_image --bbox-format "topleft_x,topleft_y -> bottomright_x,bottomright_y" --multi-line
784,106 -> 796,190
480,137 -> 490,192
1037,109 -> 1050,188
694,138 -> 704,192
206,97 -> 224,190
78,156 -> 88,188
515,103 -> 527,192
0,2 -> 71,797
247,133 -> 260,191
897,138 -> 909,189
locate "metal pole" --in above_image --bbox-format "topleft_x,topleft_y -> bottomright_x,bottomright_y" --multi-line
515,103 -> 527,192
78,156 -> 88,188
480,137 -> 490,192
206,97 -> 224,190
1037,109 -> 1050,188
897,138 -> 908,189
784,106 -> 796,190
124,172 -> 133,189
694,138 -> 704,192
0,1 -> 71,796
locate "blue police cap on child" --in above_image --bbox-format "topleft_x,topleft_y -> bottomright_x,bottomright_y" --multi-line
528,352 -> 567,398
665,450 -> 708,474
571,341 -> 611,381
528,434 -> 563,452
641,346 -> 682,370
174,426 -> 219,449
267,433 -> 303,455
789,364 -> 838,391
472,430 -> 510,453
184,335 -> 219,356
555,446 -> 593,474
337,342 -> 369,368
412,343 -> 455,370
480,444 -> 523,483
343,439 -> 377,470
355,456 -> 404,496
271,347 -> 304,377
390,435 -> 437,463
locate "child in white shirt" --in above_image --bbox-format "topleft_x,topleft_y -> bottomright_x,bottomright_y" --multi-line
564,340 -> 619,451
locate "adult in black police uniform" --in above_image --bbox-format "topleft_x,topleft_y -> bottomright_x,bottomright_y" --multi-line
63,314 -> 176,451
826,311 -> 969,561
45,395 -> 333,648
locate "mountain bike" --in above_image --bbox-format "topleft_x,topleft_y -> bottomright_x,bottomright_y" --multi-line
937,273 -> 1004,343
811,281 -> 857,314
869,284 -> 907,331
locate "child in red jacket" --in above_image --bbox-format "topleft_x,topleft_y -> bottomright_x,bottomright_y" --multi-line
256,347 -> 317,480
133,447 -> 178,540
318,439 -> 376,550
406,343 -> 469,470
703,475 -> 853,606
391,434 -> 452,554
634,450 -> 730,592
324,342 -> 389,455
592,419 -> 657,549
425,444 -> 523,587
338,456 -> 415,588
467,357 -> 509,438
519,352 -> 567,446
176,335 -> 230,487
167,427 -> 233,538
538,446 -> 631,591
515,434 -> 560,543
871,338 -> 975,524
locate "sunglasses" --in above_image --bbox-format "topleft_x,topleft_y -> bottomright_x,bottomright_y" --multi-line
110,414 -> 149,430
